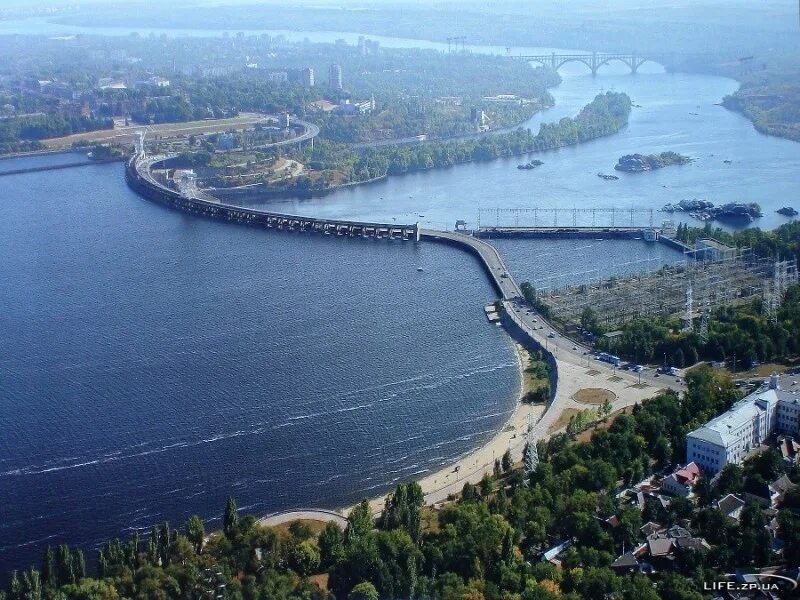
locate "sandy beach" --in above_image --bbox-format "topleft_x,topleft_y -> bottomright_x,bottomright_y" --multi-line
343,339 -> 664,518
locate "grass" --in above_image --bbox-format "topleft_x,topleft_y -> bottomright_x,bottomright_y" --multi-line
548,408 -> 581,434
573,388 -> 616,405
574,406 -> 633,443
421,505 -> 441,534
271,518 -> 330,537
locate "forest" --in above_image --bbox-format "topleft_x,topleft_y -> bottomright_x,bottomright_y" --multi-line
305,92 -> 632,187
4,366 -> 799,600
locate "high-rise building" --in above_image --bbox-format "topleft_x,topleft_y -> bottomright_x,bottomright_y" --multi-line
299,67 -> 314,88
328,64 -> 343,90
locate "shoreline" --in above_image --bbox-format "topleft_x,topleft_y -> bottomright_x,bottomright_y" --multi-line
351,341 -> 548,517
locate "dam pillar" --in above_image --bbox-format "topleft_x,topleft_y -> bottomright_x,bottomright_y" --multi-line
415,223 -> 421,242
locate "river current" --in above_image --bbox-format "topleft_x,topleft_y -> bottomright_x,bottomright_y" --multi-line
1,22 -> 799,574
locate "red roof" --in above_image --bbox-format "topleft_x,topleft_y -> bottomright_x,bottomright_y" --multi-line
674,462 -> 701,485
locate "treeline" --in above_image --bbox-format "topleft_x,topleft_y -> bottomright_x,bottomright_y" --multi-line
309,92 -> 632,185
676,220 -> 800,263
0,113 -> 112,144
594,284 -> 800,368
99,74 -> 320,124
723,81 -> 800,143
8,368 -> 800,599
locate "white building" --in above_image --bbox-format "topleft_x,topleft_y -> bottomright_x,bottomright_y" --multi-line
686,376 -> 800,475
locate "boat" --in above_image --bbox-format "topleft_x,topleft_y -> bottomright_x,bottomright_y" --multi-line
723,159 -> 732,164
417,267 -> 424,272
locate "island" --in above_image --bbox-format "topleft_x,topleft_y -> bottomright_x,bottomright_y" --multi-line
778,206 -> 799,217
661,199 -> 762,223
517,159 -> 544,170
614,151 -> 692,172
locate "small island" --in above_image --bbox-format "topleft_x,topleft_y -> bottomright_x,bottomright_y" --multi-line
614,151 -> 692,172
517,160 -> 544,170
778,206 -> 799,217
661,199 -> 762,223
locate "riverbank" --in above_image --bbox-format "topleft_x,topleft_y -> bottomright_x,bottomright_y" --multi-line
352,341 -> 546,517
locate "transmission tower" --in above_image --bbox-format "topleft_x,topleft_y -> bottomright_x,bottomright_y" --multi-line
699,299 -> 710,344
683,285 -> 693,332
524,412 -> 539,474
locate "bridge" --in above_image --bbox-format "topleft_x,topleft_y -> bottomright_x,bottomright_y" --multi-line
516,52 -> 662,75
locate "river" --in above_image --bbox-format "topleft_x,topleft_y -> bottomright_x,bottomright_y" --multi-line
1,21 -> 799,574
0,158 -> 520,573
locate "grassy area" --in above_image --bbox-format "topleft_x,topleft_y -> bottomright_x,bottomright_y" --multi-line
522,348 -> 551,404
574,406 -> 633,443
548,408 -> 581,434
573,388 -> 616,405
271,518 -> 330,538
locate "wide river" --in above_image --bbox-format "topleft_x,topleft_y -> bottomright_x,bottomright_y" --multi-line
0,23 -> 798,573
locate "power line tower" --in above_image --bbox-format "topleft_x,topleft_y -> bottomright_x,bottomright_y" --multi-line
524,412 -> 538,475
699,299 -> 710,344
683,285 -> 693,332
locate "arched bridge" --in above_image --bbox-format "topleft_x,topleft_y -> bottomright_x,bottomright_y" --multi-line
517,52 -> 663,75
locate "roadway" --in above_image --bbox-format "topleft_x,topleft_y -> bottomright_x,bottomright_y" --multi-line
41,113 -> 319,150
421,229 -> 684,393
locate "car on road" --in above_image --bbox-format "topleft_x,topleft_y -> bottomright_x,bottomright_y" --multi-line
548,331 -> 556,338
572,345 -> 578,350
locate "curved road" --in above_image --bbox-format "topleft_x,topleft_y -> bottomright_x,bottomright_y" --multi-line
420,228 -> 683,393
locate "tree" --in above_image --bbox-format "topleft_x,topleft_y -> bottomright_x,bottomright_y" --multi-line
186,515 -> 205,554
41,546 -> 55,589
599,398 -> 613,420
346,500 -> 374,544
716,464 -> 744,496
348,582 -> 379,600
581,306 -> 600,334
502,449 -> 513,473
290,540 -> 321,576
223,496 -> 238,539
56,545 -> 74,586
319,522 -> 345,568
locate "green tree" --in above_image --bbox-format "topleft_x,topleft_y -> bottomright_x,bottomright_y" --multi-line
348,581 -> 379,600
223,496 -> 239,539
502,449 -> 513,473
319,522 -> 345,568
290,540 -> 321,576
186,515 -> 205,554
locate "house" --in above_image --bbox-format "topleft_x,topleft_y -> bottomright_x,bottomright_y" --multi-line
744,474 -> 796,508
666,525 -> 692,539
661,462 -> 702,498
674,537 -> 712,553
610,552 -> 639,574
772,474 -> 797,501
640,521 -> 665,538
714,493 -> 746,521
777,435 -> 800,465
541,540 -> 572,565
644,536 -> 676,568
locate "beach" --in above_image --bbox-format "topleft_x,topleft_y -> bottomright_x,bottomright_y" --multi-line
349,340 -> 664,517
